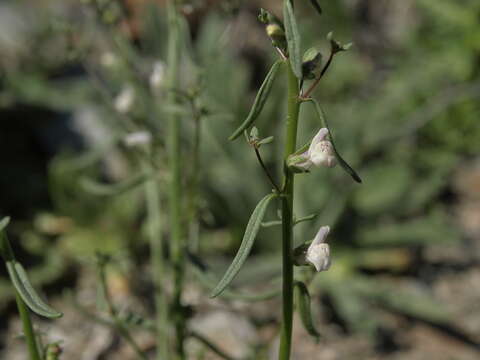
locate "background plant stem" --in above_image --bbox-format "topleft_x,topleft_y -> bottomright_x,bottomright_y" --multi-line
144,160 -> 169,360
279,61 -> 301,360
166,1 -> 186,358
15,293 -> 41,360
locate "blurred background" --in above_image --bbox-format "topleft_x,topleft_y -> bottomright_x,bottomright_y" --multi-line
1,0 -> 480,359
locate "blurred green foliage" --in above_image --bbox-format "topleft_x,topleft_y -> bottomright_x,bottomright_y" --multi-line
1,0 -> 479,346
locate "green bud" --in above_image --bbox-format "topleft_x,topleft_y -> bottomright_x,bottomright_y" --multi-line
258,8 -> 287,50
302,47 -> 322,80
327,31 -> 353,53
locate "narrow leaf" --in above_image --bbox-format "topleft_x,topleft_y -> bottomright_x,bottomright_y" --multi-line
308,99 -> 362,183
229,61 -> 282,141
191,262 -> 280,301
1,225 -> 62,318
6,261 -> 62,318
294,281 -> 320,340
210,193 -> 277,297
283,0 -> 302,78
309,0 -> 322,15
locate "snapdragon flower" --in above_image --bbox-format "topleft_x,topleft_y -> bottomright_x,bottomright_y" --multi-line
297,128 -> 337,170
306,225 -> 331,272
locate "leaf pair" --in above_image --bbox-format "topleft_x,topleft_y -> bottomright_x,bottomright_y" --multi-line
307,98 -> 362,183
229,61 -> 282,141
0,217 -> 62,319
210,193 -> 277,297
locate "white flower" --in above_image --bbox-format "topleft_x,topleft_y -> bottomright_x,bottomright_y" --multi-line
149,61 -> 166,90
100,52 -> 118,68
297,128 -> 337,170
114,86 -> 135,114
123,131 -> 152,147
306,225 -> 331,272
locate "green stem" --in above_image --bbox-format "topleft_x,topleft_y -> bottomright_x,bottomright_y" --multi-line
166,1 -> 186,358
98,261 -> 148,360
15,293 -> 42,360
144,160 -> 169,360
279,61 -> 301,360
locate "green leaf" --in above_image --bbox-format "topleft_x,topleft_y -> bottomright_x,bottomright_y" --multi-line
1,225 -> 62,318
190,260 -> 280,302
283,0 -> 302,79
210,193 -> 277,297
308,0 -> 323,15
294,281 -> 320,340
229,61 -> 282,141
6,261 -> 62,318
308,99 -> 362,183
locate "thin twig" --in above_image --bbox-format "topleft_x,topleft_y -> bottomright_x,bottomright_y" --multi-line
302,50 -> 334,99
98,261 -> 149,360
254,147 -> 281,193
189,331 -> 240,360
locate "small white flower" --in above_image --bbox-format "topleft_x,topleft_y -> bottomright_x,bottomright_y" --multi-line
100,52 -> 118,68
149,61 -> 166,90
306,225 -> 331,272
123,131 -> 152,147
297,128 -> 337,170
114,86 -> 135,114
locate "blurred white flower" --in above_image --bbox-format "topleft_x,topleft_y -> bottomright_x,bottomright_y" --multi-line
306,225 -> 331,272
114,86 -> 135,114
123,131 -> 152,147
297,128 -> 337,170
149,60 -> 166,90
100,51 -> 118,68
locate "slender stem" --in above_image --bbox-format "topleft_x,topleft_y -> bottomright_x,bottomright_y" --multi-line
15,294 -> 42,360
279,61 -> 301,360
302,50 -> 334,99
189,331 -> 238,360
188,104 -> 202,253
98,262 -> 148,360
254,147 -> 281,193
166,1 -> 186,358
144,159 -> 169,360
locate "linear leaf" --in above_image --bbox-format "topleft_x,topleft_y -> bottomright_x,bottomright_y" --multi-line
190,261 -> 280,301
6,261 -> 63,318
1,224 -> 62,319
229,61 -> 282,141
294,281 -> 320,340
308,99 -> 362,183
283,0 -> 302,79
210,193 -> 277,297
